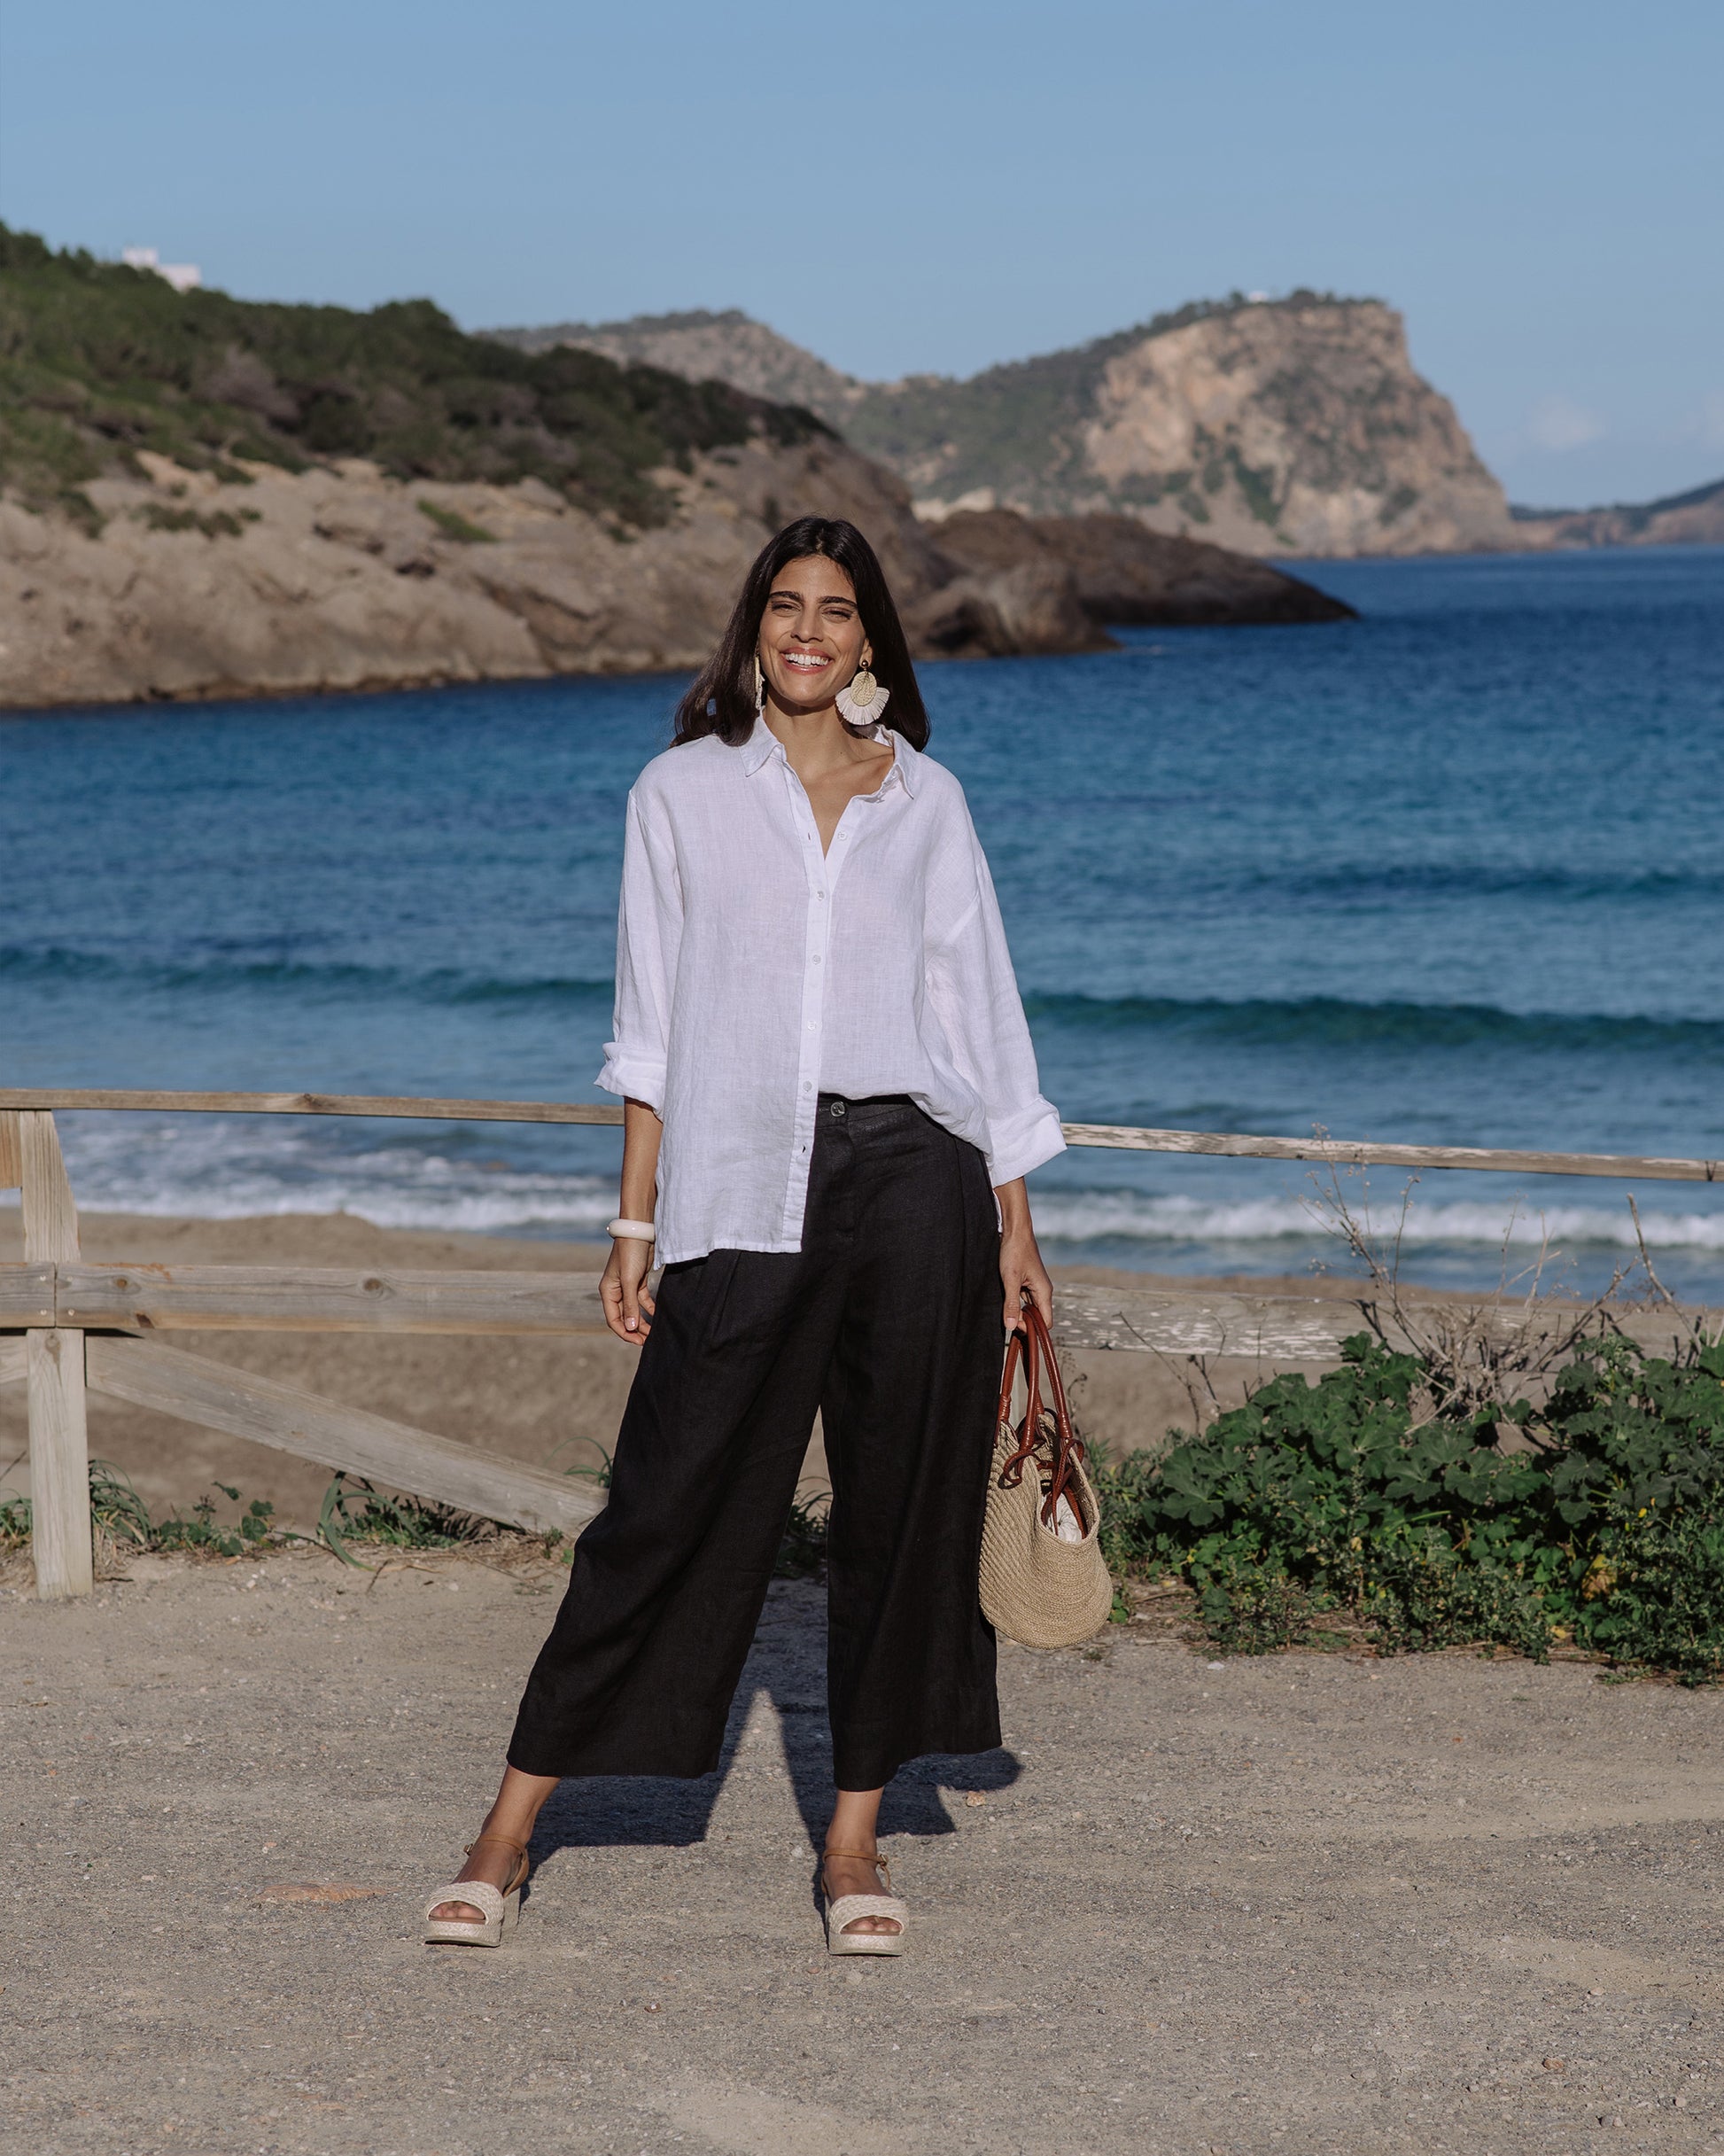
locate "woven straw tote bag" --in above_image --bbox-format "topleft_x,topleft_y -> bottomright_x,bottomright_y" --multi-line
979,1302 -> 1114,1649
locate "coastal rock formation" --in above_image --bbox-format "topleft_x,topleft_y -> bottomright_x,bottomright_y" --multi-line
928,510 -> 1356,628
1510,474 -> 1724,549
501,296 -> 1517,560
0,451 -> 1350,709
0,434 -> 947,707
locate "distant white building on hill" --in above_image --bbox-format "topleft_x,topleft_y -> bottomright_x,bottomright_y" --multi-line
121,246 -> 201,294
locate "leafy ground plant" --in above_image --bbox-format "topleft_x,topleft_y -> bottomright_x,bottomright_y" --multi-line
0,1463 -> 277,1561
316,1473 -> 494,1568
1095,1332 -> 1724,1680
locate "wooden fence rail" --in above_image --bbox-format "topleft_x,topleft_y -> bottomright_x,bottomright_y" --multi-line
1,1087 -> 1719,1181
4,1095 -> 1721,1600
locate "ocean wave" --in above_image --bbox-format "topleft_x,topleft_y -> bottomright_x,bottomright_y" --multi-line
0,945 -> 615,1008
32,1117 -> 619,1234
8,939 -> 1719,1062
19,1117 -> 1724,1253
1031,1190 -> 1724,1251
1021,990 -> 1724,1057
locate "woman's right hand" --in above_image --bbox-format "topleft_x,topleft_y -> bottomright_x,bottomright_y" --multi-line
601,1236 -> 656,1344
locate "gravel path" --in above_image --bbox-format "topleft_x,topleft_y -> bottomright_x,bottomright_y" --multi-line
6,1545 -> 1724,2155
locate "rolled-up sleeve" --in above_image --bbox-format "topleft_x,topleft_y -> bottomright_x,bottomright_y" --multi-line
596,785 -> 682,1113
924,819 -> 1065,1186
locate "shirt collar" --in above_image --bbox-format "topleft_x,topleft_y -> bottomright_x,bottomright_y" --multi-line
738,720 -> 920,799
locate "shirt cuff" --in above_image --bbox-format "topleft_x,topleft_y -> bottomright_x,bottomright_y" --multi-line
596,1046 -> 666,1115
983,1100 -> 1066,1187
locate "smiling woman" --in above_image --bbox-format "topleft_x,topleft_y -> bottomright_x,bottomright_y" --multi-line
672,514 -> 930,749
422,516 -> 1063,1961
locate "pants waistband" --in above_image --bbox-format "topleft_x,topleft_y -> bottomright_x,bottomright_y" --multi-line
816,1092 -> 915,1119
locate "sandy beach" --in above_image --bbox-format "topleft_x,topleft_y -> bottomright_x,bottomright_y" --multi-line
0,1208 -> 1376,1531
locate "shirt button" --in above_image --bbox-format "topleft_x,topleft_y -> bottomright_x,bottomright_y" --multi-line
812,954 -> 822,965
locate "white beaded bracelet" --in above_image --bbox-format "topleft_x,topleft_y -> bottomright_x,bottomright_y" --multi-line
607,1218 -> 657,1242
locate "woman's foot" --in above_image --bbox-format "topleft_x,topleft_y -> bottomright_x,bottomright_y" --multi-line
429,1833 -> 528,1927
822,1845 -> 903,1940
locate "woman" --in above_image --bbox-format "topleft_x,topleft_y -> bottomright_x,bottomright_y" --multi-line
425,516 -> 1062,1956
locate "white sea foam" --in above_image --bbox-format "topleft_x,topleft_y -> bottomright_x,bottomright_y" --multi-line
1030,1189 -> 1724,1251
15,1114 -> 1724,1254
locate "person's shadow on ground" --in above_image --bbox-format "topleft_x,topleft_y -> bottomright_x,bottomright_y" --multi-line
526,1585 -> 1022,1895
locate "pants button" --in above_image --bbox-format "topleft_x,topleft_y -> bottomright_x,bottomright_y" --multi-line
829,1100 -> 846,1118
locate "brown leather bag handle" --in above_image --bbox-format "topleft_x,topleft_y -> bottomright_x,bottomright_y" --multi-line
1021,1301 -> 1085,1526
994,1300 -> 1085,1522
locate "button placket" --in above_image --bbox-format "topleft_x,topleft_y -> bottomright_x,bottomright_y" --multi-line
783,761 -> 827,1202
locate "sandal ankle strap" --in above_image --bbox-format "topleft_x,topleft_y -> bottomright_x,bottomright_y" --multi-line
464,1833 -> 528,1857
824,1846 -> 891,1883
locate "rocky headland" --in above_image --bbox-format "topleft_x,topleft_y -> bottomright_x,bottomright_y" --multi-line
1510,473 -> 1724,549
501,294 -> 1518,560
0,228 -> 1349,709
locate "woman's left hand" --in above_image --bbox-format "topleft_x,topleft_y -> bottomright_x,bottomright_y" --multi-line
995,1177 -> 1052,1334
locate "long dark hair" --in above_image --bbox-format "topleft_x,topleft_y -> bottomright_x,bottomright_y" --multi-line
672,517 -> 929,751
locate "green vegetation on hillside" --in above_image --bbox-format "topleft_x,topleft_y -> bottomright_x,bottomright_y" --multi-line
1097,1332 -> 1724,1680
0,225 -> 824,529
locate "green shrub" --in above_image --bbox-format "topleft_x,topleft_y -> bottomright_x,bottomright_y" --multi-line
0,222 -> 825,528
1095,1333 -> 1724,1679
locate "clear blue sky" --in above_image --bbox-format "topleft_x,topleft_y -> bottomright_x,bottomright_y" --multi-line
3,0 -> 1720,507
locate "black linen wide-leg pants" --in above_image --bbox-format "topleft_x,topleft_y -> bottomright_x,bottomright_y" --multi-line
508,1094 -> 1004,1792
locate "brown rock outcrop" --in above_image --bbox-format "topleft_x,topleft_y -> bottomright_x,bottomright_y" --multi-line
926,510 -> 1355,630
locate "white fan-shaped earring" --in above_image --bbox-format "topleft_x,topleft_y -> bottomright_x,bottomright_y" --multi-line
835,661 -> 889,728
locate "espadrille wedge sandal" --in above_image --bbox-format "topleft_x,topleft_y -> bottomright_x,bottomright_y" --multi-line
423,1833 -> 530,1947
821,1847 -> 906,1958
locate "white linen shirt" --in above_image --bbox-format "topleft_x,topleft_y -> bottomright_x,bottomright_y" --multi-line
596,722 -> 1064,1265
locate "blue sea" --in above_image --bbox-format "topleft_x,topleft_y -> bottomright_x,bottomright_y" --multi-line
4,546 -> 1723,1299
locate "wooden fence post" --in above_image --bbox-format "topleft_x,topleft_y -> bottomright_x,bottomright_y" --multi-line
20,1112 -> 89,1599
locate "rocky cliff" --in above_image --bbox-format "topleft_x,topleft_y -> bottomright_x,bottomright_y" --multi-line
502,295 -> 1517,559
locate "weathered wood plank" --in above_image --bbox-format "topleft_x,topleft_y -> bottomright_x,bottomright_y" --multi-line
19,1112 -> 80,1262
55,1263 -> 611,1335
0,1337 -> 27,1388
1052,1286 -> 1720,1363
1052,1288 -> 1389,1361
0,1087 -> 625,1128
28,1263 -> 1722,1360
27,1330 -> 92,1599
0,1088 -> 1716,1180
0,1265 -> 58,1327
83,1337 -> 606,1539
19,1115 -> 89,1596
1059,1122 -> 1721,1183
0,1110 -> 20,1190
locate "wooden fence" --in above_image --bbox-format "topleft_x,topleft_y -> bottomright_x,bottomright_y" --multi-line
3,1089 -> 1719,1600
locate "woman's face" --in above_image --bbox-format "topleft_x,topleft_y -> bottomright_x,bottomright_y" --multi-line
757,555 -> 871,715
